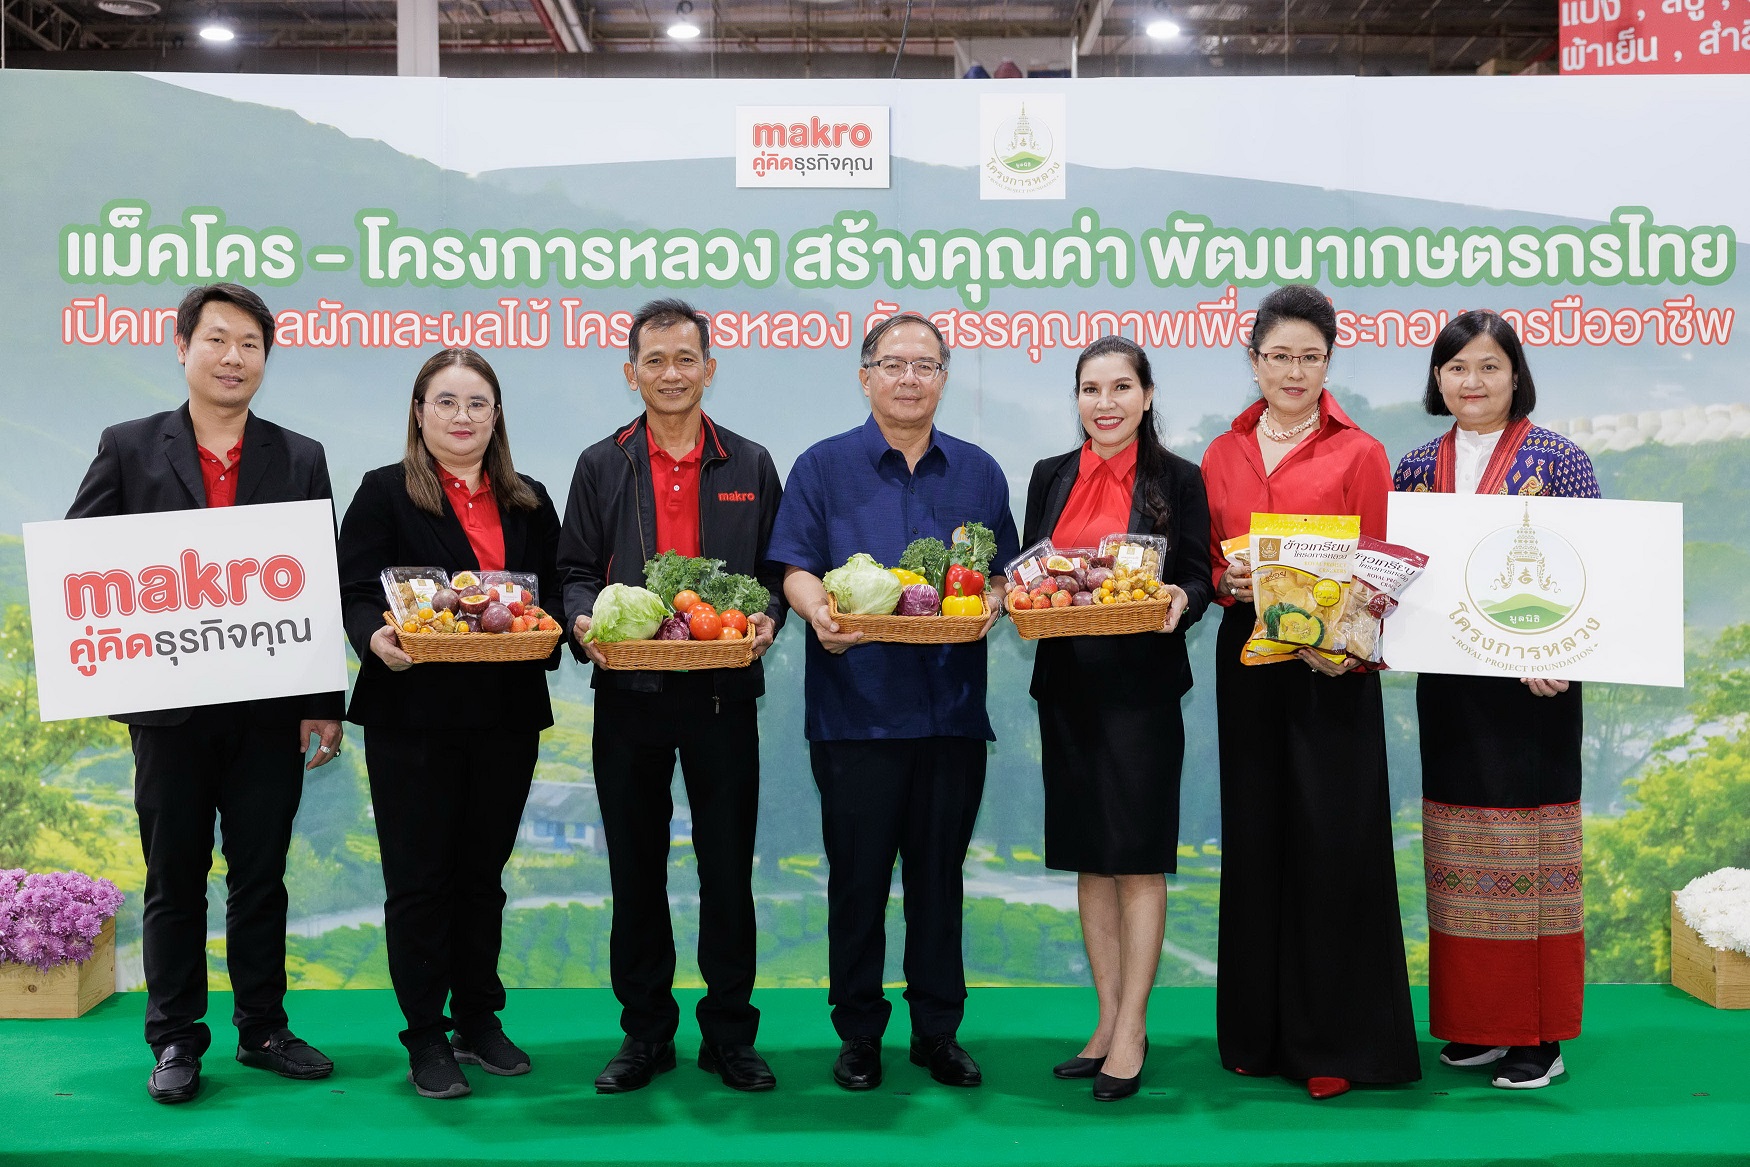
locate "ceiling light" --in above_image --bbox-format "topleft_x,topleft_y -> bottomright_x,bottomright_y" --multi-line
667,1 -> 700,39
198,22 -> 235,42
1146,18 -> 1181,39
96,0 -> 162,15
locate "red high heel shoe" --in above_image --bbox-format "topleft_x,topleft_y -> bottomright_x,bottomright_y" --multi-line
1307,1076 -> 1351,1100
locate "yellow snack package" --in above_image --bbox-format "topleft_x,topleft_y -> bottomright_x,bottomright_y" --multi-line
1242,513 -> 1360,666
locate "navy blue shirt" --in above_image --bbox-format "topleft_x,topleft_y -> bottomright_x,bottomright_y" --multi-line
766,415 -> 1020,743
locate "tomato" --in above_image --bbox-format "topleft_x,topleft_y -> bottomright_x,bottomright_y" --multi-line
673,590 -> 701,613
719,626 -> 743,640
689,610 -> 723,641
720,609 -> 748,634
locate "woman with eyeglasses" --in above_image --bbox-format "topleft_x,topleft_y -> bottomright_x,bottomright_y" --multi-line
1022,337 -> 1212,1101
1199,285 -> 1420,1100
338,347 -> 564,1100
1394,311 -> 1599,1091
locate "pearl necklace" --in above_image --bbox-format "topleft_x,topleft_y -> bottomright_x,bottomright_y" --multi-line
1258,406 -> 1319,443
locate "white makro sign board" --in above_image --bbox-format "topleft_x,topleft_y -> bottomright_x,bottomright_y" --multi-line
24,500 -> 347,721
1385,493 -> 1685,687
735,105 -> 890,188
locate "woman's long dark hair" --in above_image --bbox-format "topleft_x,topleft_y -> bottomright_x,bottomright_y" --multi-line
1074,335 -> 1172,534
402,347 -> 540,517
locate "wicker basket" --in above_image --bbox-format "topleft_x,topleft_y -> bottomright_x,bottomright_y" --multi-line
595,637 -> 755,672
827,596 -> 989,645
1009,597 -> 1174,640
385,613 -> 563,663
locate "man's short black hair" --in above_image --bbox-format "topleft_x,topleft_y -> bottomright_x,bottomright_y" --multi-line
174,283 -> 276,357
859,312 -> 950,368
629,298 -> 711,364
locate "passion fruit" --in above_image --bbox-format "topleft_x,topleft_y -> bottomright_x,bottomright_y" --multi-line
431,588 -> 459,613
451,571 -> 481,590
479,601 -> 513,634
1045,554 -> 1075,573
459,592 -> 492,616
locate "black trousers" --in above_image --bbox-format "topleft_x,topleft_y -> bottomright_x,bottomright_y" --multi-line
364,727 -> 538,1051
1212,605 -> 1420,1084
592,679 -> 761,1045
130,705 -> 306,1056
809,736 -> 986,1041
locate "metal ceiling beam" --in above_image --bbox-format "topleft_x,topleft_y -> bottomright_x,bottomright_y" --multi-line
1077,0 -> 1115,55
2,0 -> 88,50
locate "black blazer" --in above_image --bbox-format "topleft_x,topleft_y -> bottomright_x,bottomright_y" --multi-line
64,402 -> 346,728
339,463 -> 564,731
1021,445 -> 1215,702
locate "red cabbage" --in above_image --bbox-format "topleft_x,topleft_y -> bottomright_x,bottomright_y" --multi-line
895,583 -> 940,616
655,614 -> 692,640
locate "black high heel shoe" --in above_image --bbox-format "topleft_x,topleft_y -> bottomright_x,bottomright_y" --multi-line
1052,1054 -> 1105,1079
1091,1039 -> 1147,1102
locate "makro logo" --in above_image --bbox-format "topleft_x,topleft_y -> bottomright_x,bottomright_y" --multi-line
717,491 -> 757,503
736,106 -> 890,190
64,550 -> 307,619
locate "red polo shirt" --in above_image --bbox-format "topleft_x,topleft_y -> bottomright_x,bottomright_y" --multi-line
440,469 -> 506,571
197,437 -> 244,508
647,423 -> 706,557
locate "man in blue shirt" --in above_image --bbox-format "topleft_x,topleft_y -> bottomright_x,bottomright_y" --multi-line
767,312 -> 1019,1092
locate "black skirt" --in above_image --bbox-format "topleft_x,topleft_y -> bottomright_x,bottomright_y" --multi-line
1035,633 -> 1187,875
1417,673 -> 1583,807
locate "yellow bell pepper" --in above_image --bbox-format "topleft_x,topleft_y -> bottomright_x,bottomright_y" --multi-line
890,567 -> 927,587
941,592 -> 984,617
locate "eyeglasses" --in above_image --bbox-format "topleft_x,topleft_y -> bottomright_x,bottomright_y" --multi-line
423,396 -> 497,422
863,357 -> 946,379
1256,352 -> 1330,370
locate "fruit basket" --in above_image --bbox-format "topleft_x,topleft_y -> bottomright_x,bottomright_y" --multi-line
1009,596 -> 1175,640
827,596 -> 989,645
383,613 -> 563,664
595,638 -> 756,671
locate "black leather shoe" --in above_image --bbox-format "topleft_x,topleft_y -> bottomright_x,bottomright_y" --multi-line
909,1033 -> 983,1087
698,1042 -> 777,1092
833,1036 -> 882,1091
1053,1054 -> 1106,1079
594,1037 -> 676,1094
453,1029 -> 531,1076
407,1041 -> 471,1099
236,1029 -> 333,1080
148,1044 -> 202,1104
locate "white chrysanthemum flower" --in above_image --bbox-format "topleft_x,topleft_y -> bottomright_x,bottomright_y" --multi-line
1676,868 -> 1750,956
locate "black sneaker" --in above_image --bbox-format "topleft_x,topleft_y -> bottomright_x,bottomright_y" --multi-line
407,1042 -> 471,1099
1492,1042 -> 1565,1090
1440,1041 -> 1509,1067
453,1029 -> 531,1077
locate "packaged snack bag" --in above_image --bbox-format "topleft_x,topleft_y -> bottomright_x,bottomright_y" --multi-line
1242,513 -> 1359,665
1330,536 -> 1428,664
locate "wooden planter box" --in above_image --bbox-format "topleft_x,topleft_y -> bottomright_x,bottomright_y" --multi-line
1671,893 -> 1750,1009
0,917 -> 115,1018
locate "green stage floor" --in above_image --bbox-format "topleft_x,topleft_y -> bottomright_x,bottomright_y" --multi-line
2,986 -> 1746,1166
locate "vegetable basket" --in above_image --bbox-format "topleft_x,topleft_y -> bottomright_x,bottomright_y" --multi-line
384,613 -> 563,663
595,638 -> 756,671
1009,597 -> 1174,641
827,596 -> 989,645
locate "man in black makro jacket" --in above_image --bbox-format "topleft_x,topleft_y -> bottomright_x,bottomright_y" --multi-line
65,283 -> 345,1104
558,298 -> 785,1094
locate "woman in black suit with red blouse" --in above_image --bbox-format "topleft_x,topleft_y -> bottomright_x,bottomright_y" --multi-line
1022,337 -> 1213,1101
338,347 -> 563,1100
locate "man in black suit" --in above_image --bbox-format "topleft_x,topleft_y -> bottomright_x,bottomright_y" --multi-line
65,283 -> 346,1104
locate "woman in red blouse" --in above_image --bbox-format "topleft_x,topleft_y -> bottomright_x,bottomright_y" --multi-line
1022,337 -> 1213,1101
1200,286 -> 1419,1099
338,348 -> 563,1100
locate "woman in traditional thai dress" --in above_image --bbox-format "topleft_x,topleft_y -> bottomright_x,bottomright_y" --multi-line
1394,310 -> 1600,1090
1202,285 -> 1421,1100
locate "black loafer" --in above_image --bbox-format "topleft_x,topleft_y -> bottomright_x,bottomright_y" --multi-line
594,1037 -> 676,1094
1053,1054 -> 1106,1079
453,1029 -> 531,1076
236,1029 -> 333,1080
407,1041 -> 471,1099
148,1044 -> 202,1104
698,1041 -> 777,1092
909,1033 -> 982,1087
833,1036 -> 882,1091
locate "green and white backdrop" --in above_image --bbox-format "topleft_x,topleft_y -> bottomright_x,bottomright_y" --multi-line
3,70 -> 1747,993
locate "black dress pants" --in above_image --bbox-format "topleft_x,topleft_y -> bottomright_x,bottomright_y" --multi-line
365,727 -> 538,1051
592,678 -> 761,1045
130,705 -> 306,1056
809,736 -> 986,1041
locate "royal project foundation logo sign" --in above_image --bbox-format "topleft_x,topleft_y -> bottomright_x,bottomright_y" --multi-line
735,106 -> 890,189
1385,493 -> 1683,687
980,94 -> 1066,200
